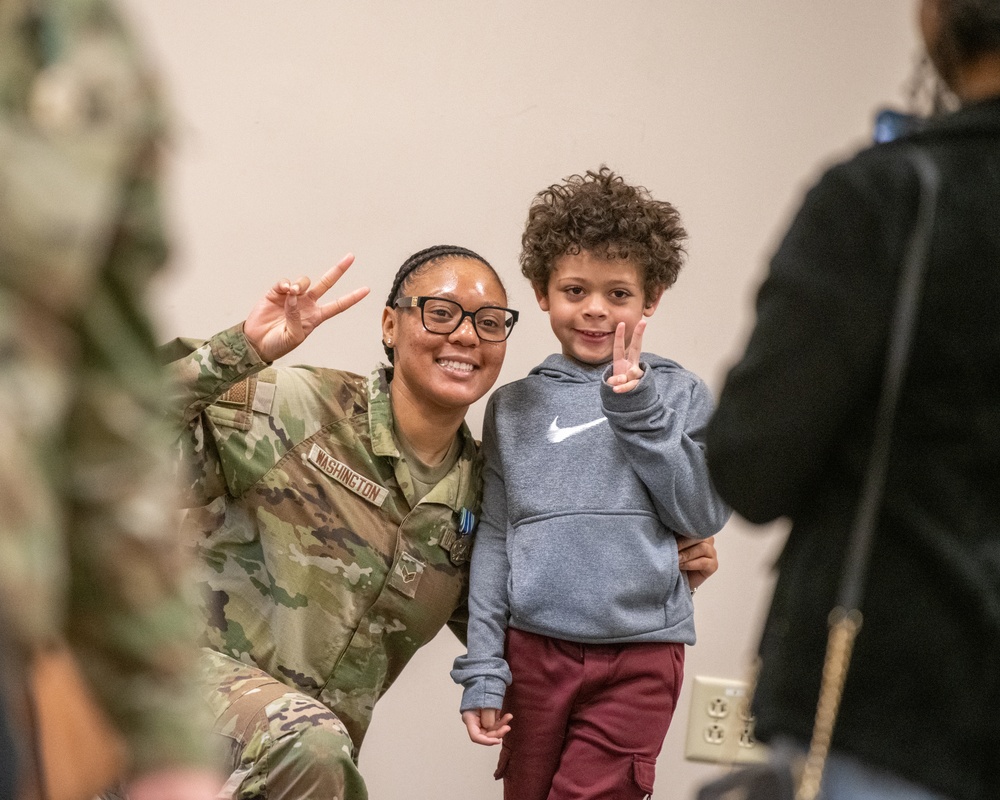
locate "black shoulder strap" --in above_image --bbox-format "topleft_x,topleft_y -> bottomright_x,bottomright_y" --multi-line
798,147 -> 942,800
837,148 -> 941,612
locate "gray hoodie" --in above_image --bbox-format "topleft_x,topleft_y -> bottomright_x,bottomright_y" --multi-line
452,353 -> 731,712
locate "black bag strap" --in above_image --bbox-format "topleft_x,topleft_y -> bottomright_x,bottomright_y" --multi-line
797,147 -> 941,800
836,148 -> 941,611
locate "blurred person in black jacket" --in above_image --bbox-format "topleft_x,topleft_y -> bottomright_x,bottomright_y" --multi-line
707,2 -> 1000,799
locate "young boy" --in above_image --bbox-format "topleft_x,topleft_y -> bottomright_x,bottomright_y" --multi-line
451,167 -> 730,800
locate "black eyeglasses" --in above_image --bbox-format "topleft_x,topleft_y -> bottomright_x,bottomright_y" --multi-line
393,296 -> 519,342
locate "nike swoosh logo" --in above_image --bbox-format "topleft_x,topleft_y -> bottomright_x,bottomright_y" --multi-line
546,416 -> 607,444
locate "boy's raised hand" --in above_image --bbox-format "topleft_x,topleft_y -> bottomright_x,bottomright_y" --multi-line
244,253 -> 370,363
607,319 -> 646,393
462,708 -> 513,746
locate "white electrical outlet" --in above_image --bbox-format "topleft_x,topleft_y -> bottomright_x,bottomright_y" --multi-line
683,676 -> 768,764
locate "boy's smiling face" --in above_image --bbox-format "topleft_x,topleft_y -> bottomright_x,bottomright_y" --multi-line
535,249 -> 661,366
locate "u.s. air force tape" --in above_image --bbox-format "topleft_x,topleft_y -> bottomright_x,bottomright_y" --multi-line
308,444 -> 388,507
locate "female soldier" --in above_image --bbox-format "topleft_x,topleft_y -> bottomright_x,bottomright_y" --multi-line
168,245 -> 518,799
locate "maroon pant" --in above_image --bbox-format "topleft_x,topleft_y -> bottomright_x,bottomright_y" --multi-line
496,628 -> 685,800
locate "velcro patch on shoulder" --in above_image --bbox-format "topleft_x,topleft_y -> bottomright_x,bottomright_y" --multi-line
218,380 -> 251,407
207,375 -> 256,430
252,368 -> 276,414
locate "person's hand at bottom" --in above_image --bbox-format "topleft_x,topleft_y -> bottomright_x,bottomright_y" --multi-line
461,708 -> 513,746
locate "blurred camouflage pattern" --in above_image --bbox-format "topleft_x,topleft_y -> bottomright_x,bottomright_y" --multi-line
166,324 -> 480,793
0,0 -> 213,777
202,648 -> 366,800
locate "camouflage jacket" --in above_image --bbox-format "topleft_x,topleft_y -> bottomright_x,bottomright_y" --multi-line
166,324 -> 481,753
0,0 -> 212,775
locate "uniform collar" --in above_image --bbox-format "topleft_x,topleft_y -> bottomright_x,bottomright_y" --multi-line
368,365 -> 398,458
366,365 -> 480,512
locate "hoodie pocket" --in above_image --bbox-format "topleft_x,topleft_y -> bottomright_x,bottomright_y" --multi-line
509,510 -> 677,639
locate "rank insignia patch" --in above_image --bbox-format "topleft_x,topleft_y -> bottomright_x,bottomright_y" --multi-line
388,552 -> 424,598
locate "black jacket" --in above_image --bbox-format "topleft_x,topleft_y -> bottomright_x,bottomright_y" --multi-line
707,97 -> 1000,800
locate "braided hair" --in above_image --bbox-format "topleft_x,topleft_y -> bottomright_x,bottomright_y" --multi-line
383,245 -> 502,363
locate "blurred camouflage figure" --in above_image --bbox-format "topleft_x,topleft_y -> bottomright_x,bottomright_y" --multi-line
167,245 -> 513,798
0,0 -> 218,797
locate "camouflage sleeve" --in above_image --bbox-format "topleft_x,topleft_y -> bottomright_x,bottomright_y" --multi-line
162,324 -> 267,508
0,0 -> 216,776
63,84 -> 217,778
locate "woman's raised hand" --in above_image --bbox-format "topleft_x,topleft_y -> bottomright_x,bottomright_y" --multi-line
243,253 -> 370,363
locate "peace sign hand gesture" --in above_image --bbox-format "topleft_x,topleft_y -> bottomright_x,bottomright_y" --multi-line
244,253 -> 370,363
606,319 -> 646,393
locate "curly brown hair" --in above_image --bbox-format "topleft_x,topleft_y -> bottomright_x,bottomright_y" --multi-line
520,167 -> 687,302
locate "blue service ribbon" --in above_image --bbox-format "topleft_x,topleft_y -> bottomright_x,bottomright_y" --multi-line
457,507 -> 476,535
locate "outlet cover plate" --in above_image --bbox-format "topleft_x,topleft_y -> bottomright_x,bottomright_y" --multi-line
684,676 -> 768,764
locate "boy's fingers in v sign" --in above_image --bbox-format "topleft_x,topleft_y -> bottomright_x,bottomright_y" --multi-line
610,319 -> 646,393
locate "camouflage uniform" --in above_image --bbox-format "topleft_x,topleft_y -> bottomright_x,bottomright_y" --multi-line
0,0 -> 213,787
166,324 -> 481,799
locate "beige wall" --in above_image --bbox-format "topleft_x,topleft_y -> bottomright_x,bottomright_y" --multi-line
121,2 -> 920,797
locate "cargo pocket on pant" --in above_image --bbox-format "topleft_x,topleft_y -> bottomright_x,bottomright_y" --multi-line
631,755 -> 656,796
493,745 -> 512,780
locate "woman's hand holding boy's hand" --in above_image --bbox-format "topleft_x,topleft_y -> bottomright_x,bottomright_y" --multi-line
607,319 -> 646,393
462,708 -> 513,746
677,535 -> 719,591
243,253 -> 370,363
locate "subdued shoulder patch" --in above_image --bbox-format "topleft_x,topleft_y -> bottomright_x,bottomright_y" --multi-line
217,379 -> 252,408
207,375 -> 257,430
